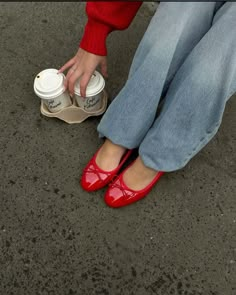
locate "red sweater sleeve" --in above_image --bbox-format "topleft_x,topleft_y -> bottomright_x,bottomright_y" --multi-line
79,1 -> 142,56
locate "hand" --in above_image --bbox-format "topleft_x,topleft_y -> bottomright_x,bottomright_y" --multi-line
58,48 -> 108,97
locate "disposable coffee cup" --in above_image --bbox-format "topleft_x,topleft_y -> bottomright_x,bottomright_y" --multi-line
74,71 -> 105,112
34,69 -> 72,113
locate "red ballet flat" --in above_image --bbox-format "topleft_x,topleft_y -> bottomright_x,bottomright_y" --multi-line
104,164 -> 164,208
80,148 -> 132,192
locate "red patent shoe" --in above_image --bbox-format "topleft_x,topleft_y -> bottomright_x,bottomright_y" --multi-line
81,148 -> 132,192
105,164 -> 164,208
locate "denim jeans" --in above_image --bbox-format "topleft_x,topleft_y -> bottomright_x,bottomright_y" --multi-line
98,2 -> 236,172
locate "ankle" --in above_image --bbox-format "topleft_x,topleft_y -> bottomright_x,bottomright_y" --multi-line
123,157 -> 159,190
135,157 -> 158,175
95,140 -> 127,171
102,139 -> 126,156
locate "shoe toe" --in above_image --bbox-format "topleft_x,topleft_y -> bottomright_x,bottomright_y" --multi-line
81,172 -> 101,191
105,186 -> 127,208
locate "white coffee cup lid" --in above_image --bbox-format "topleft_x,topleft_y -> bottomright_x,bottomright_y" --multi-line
74,70 -> 105,97
34,69 -> 65,100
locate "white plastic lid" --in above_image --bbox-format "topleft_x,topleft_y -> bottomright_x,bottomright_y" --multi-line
34,69 -> 65,100
74,71 -> 105,97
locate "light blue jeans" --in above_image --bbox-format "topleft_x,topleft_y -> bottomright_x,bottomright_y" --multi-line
98,2 -> 236,172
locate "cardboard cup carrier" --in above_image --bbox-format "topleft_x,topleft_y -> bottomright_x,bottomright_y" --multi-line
33,69 -> 107,124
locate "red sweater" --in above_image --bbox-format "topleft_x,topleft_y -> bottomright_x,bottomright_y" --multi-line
79,1 -> 142,56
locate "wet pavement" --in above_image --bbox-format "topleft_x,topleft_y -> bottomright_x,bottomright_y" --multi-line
0,2 -> 235,295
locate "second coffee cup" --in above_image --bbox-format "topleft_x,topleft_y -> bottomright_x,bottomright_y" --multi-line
74,71 -> 105,112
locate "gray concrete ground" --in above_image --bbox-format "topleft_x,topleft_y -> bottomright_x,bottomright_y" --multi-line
0,2 -> 235,295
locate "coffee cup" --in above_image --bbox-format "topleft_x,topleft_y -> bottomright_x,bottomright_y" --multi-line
34,69 -> 72,113
74,71 -> 105,112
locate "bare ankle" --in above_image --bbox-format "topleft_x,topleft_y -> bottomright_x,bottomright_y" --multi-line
136,156 -> 158,175
103,139 -> 126,155
96,140 -> 127,171
123,157 -> 159,190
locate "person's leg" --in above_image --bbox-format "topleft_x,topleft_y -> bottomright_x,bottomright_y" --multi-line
128,2 -> 225,93
136,2 -> 236,177
96,2 -> 219,170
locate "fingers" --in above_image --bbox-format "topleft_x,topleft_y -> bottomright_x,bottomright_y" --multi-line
79,72 -> 93,98
58,57 -> 76,73
65,66 -> 78,88
67,70 -> 83,96
60,49 -> 106,97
